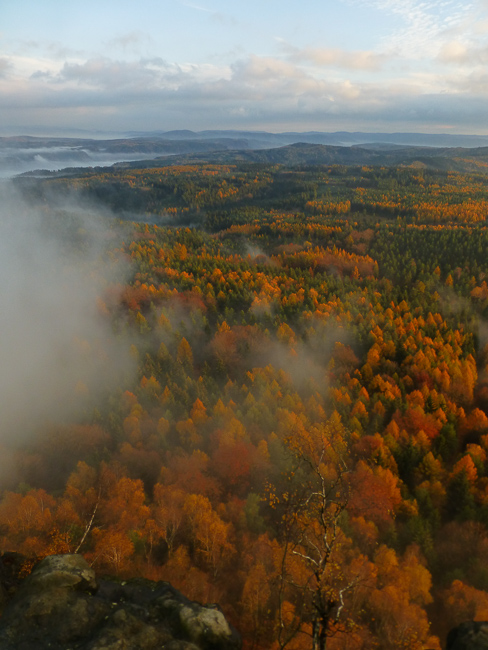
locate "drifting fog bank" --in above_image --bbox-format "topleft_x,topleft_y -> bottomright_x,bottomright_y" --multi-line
0,181 -> 133,448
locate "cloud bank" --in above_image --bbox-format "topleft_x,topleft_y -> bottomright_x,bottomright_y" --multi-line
1,0 -> 488,133
0,182 -> 132,444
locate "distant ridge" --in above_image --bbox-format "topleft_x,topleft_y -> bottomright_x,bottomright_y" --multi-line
5,131 -> 488,177
125,130 -> 488,149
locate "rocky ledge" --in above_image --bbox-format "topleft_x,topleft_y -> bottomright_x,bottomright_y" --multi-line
0,553 -> 241,650
447,621 -> 488,649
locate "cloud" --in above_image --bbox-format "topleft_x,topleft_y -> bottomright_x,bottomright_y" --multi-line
231,55 -> 305,85
438,40 -> 488,65
14,39 -> 85,63
0,183 -> 133,444
107,31 -> 147,48
181,1 -> 212,12
60,57 -> 172,90
179,1 -> 236,24
106,31 -> 150,53
0,58 -> 11,77
56,57 -> 230,92
285,46 -> 386,71
30,70 -> 53,80
438,41 -> 472,63
445,68 -> 488,94
2,48 -> 488,133
350,0 -> 470,59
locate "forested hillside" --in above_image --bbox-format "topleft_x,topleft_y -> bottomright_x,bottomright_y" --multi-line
5,160 -> 488,649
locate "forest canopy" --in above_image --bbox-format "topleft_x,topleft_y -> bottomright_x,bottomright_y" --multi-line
4,158 -> 488,649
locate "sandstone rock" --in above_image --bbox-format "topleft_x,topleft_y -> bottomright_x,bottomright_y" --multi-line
447,621 -> 488,649
0,554 -> 241,650
154,588 -> 241,650
21,553 -> 97,594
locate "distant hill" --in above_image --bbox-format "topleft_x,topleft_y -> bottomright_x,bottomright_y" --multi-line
7,131 -> 488,178
107,141 -> 488,174
0,135 -> 257,177
126,129 -> 488,149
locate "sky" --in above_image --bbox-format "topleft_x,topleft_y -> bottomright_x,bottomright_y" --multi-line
1,0 -> 488,135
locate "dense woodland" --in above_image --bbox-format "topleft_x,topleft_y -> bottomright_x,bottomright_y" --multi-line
5,158 -> 488,649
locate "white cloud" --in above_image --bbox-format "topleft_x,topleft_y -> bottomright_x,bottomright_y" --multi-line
106,31 -> 150,52
232,55 -> 304,83
60,57 -> 172,90
1,45 -> 488,133
8,53 -> 64,80
0,58 -> 11,77
286,46 -> 387,71
349,0 -> 471,59
179,0 -> 236,25
0,183 -> 133,442
180,1 -> 212,12
438,41 -> 471,63
55,57 -> 230,93
438,40 -> 488,65
444,67 -> 488,93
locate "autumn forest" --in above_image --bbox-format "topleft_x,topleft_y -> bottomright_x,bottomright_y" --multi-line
4,156 -> 488,649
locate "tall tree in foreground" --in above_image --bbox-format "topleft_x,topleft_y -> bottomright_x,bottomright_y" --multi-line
270,419 -> 370,650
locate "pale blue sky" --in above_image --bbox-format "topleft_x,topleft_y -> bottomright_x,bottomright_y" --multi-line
1,0 -> 487,135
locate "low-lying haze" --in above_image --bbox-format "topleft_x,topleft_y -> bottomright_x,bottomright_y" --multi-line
0,182 -> 133,446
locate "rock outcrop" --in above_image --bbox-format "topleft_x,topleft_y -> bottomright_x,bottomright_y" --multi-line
0,553 -> 241,650
447,621 -> 488,649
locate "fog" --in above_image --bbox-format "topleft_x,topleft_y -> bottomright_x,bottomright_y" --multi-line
0,181 -> 133,445
0,147 -> 163,179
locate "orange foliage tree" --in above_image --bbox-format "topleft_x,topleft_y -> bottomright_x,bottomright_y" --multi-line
270,420 -> 368,650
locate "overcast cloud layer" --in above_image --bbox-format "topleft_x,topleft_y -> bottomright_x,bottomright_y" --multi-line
1,0 -> 488,134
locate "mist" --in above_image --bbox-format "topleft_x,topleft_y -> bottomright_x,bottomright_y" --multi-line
0,145 -> 169,179
0,181 -> 133,446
